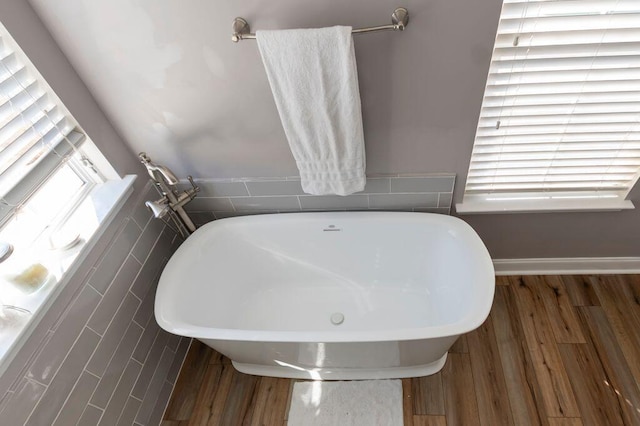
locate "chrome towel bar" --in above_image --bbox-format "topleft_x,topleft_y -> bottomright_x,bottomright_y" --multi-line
231,7 -> 409,43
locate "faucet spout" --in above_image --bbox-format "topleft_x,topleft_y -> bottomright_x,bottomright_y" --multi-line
139,152 -> 179,185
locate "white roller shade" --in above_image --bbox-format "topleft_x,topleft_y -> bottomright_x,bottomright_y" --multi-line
459,0 -> 640,213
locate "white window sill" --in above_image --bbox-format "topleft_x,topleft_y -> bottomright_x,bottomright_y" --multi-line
0,175 -> 136,375
456,197 -> 635,214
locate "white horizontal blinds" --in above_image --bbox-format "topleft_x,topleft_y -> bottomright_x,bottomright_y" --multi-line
0,35 -> 76,198
465,0 -> 640,200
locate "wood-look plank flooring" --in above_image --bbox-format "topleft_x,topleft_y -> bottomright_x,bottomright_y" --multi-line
162,275 -> 640,425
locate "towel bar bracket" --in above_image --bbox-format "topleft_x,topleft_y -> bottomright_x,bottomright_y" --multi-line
231,7 -> 409,43
391,7 -> 409,30
232,17 -> 250,43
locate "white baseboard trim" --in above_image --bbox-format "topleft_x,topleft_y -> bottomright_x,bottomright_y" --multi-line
493,257 -> 640,276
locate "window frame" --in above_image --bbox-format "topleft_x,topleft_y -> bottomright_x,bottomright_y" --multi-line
457,0 -> 640,214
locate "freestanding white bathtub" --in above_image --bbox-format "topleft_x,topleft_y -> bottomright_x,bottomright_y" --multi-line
155,212 -> 494,380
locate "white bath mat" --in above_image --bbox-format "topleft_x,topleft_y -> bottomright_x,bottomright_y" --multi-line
287,380 -> 403,426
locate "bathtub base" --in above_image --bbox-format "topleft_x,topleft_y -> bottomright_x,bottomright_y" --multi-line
232,353 -> 448,381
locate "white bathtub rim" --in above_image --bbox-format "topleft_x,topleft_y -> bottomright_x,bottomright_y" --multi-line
155,308 -> 493,344
155,211 -> 495,343
231,353 -> 449,380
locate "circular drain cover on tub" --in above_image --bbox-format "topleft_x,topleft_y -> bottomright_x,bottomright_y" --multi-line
330,312 -> 344,325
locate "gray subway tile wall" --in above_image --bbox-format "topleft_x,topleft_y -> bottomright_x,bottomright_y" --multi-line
438,192 -> 453,208
88,220 -> 143,295
77,405 -> 103,426
89,323 -> 144,408
27,286 -> 102,385
86,293 -> 142,377
135,348 -> 174,424
51,371 -> 99,426
99,360 -> 141,426
118,397 -> 142,426
299,194 -> 369,210
183,174 -> 456,220
6,379 -> 46,425
246,180 -> 306,196
25,328 -> 101,426
0,182 -> 190,425
369,193 -> 439,209
361,178 -> 391,194
230,196 -> 301,211
88,255 -> 142,336
390,176 -> 454,193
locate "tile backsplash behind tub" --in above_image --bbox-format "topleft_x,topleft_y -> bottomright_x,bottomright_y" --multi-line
180,174 -> 455,225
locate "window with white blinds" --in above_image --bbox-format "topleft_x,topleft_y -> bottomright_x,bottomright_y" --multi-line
0,29 -> 96,222
457,0 -> 640,213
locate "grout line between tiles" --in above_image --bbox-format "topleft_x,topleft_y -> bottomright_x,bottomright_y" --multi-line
137,329 -> 161,366
95,252 -> 131,298
130,252 -> 143,265
123,219 -> 143,262
205,192 -> 443,199
29,320 -> 100,399
87,283 -> 105,297
187,174 -> 454,183
84,369 -> 101,380
23,370 -> 68,425
23,376 -> 48,389
155,379 -> 180,425
88,294 -> 136,363
48,369 -> 86,426
0,390 -> 14,416
129,290 -> 142,303
129,226 -> 147,262
134,346 -> 171,418
87,402 -> 104,411
98,357 -> 137,415
129,322 -> 151,366
136,225 -> 165,267
77,328 -> 110,412
85,325 -> 104,338
76,403 -> 101,426
87,293 -> 141,379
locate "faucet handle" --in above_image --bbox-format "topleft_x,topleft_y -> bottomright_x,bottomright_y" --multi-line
187,176 -> 200,193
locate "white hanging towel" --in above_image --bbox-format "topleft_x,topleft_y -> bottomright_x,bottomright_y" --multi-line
257,26 -> 366,195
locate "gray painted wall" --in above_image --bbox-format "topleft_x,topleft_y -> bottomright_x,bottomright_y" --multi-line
27,0 -> 495,180
26,0 -> 640,258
